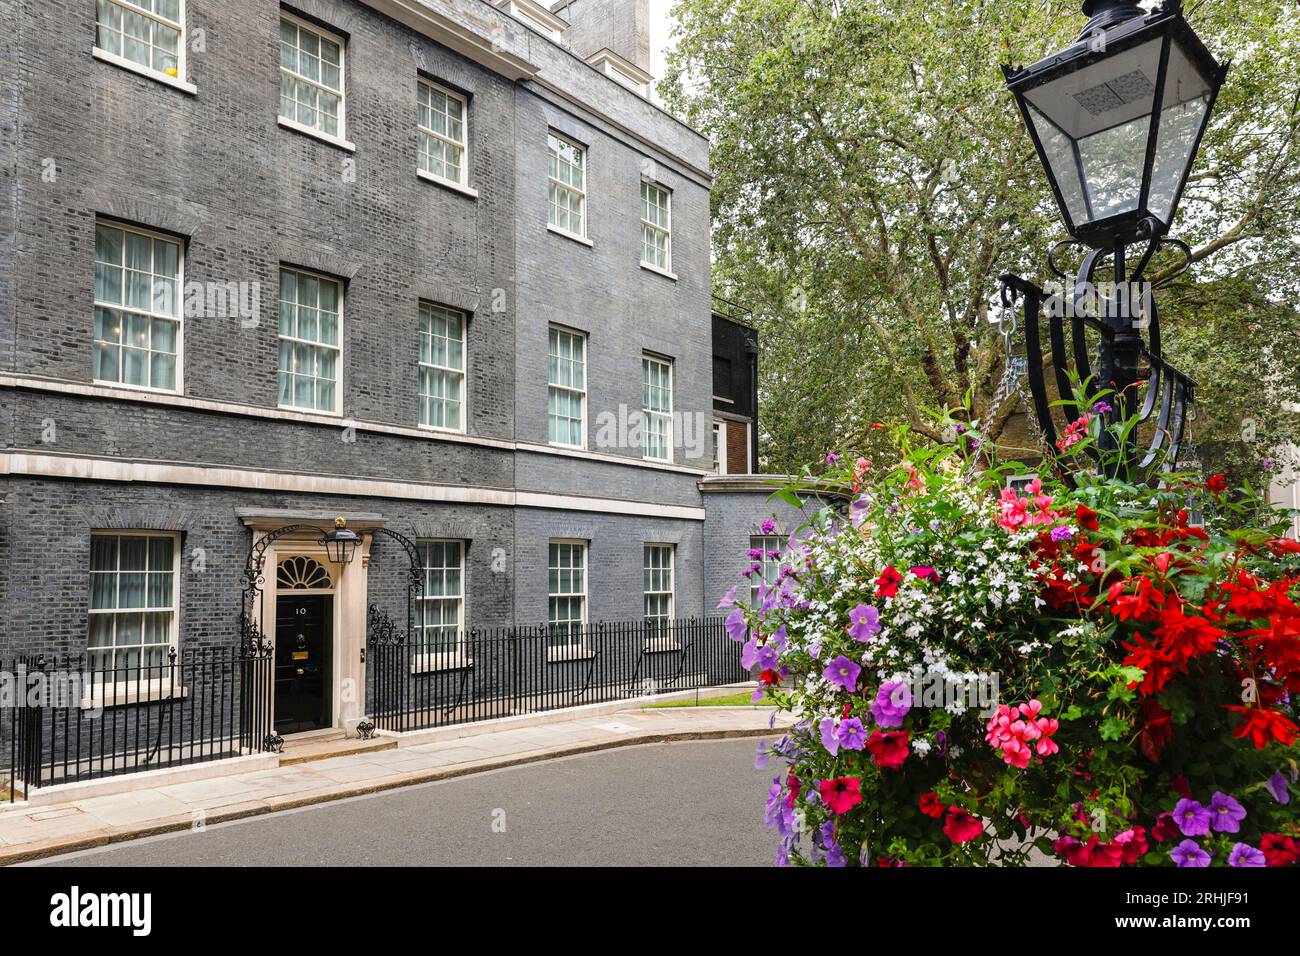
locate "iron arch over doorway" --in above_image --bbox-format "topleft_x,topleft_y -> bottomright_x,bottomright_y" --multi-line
238,522 -> 423,747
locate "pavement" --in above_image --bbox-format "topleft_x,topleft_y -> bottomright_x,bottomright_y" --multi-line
0,705 -> 792,865
34,737 -> 780,867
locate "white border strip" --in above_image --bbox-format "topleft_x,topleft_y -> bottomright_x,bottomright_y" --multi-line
0,453 -> 707,521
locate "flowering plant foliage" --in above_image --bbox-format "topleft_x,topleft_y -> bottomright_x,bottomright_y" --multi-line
737,418 -> 1300,866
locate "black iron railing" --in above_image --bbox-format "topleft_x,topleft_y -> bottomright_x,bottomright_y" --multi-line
367,615 -> 745,733
0,617 -> 746,801
2,645 -> 274,802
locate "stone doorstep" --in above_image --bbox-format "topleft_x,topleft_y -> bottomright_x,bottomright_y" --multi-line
0,723 -> 778,866
278,736 -> 398,766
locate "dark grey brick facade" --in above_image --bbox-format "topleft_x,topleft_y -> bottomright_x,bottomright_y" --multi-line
0,0 -> 800,714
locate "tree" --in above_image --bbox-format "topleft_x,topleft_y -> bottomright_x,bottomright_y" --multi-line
662,0 -> 1300,477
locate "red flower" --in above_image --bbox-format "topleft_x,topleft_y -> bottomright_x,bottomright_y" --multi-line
1151,811 -> 1180,842
1108,576 -> 1168,623
818,776 -> 862,815
943,807 -> 984,843
909,564 -> 940,582
1267,537 -> 1300,556
918,792 -> 945,818
1054,835 -> 1124,867
1170,774 -> 1192,799
1114,826 -> 1149,864
1135,701 -> 1174,763
875,564 -> 903,599
1152,603 -> 1225,664
1075,504 -> 1100,532
1261,833 -> 1300,866
1224,705 -> 1299,749
866,729 -> 910,770
1121,635 -> 1177,695
1206,472 -> 1228,495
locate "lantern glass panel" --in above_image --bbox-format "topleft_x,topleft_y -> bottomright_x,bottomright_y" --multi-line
1147,34 -> 1215,223
1023,36 -> 1164,227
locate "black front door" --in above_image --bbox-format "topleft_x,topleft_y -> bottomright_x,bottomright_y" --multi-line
275,593 -> 332,734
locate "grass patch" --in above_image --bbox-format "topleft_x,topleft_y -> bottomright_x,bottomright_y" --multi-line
646,691 -> 761,708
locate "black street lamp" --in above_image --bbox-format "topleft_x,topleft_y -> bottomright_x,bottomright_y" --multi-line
998,0 -> 1227,478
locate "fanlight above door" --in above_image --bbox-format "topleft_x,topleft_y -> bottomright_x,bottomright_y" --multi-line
276,555 -> 333,590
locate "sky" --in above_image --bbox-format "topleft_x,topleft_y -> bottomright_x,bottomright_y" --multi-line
647,0 -> 677,104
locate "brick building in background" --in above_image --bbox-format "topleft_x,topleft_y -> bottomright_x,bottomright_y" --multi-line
0,0 -> 818,739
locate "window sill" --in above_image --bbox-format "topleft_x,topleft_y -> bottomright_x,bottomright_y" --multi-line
640,262 -> 677,281
410,653 -> 473,674
418,423 -> 468,437
548,440 -> 587,452
92,47 -> 197,95
547,225 -> 593,247
547,646 -> 595,663
278,402 -> 342,418
416,169 -> 478,199
92,377 -> 183,397
81,683 -> 189,710
643,454 -> 674,466
277,116 -> 356,153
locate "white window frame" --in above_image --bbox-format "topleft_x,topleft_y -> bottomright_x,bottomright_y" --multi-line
411,539 -> 469,673
85,531 -> 182,704
547,131 -> 588,241
93,220 -> 185,395
713,420 -> 727,475
641,354 -> 674,463
547,326 -> 587,450
278,11 -> 351,149
547,540 -> 589,660
640,182 -> 673,276
643,544 -> 676,647
277,266 -> 344,417
749,534 -> 783,606
418,302 -> 468,434
417,78 -> 471,192
92,0 -> 193,93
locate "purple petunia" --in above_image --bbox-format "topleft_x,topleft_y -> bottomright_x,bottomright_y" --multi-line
1092,400 -> 1113,415
818,717 -> 840,757
1173,798 -> 1212,837
741,639 -> 761,671
1229,843 -> 1266,867
1209,791 -> 1247,833
837,717 -> 868,751
848,604 -> 882,643
717,586 -> 738,609
850,497 -> 870,529
724,608 -> 748,643
1267,771 -> 1291,805
1170,839 -> 1212,868
760,519 -> 776,535
1050,525 -> 1075,542
871,681 -> 912,728
823,655 -> 861,693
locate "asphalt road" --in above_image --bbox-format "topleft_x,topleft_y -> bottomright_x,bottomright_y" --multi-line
36,737 -> 781,867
